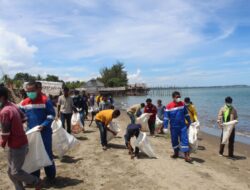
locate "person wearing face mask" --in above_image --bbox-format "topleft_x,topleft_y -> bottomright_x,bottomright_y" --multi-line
217,96 -> 238,158
20,81 -> 56,183
184,97 -> 198,123
163,91 -> 192,162
0,86 -> 41,190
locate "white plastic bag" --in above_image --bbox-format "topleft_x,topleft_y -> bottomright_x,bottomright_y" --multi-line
106,122 -> 121,142
188,121 -> 200,153
134,132 -> 157,158
136,113 -> 151,132
22,126 -> 52,173
52,120 -> 79,158
155,116 -> 163,131
222,120 -> 238,144
71,112 -> 84,134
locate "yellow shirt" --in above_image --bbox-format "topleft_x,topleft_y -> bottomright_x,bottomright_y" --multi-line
95,109 -> 114,126
186,104 -> 198,123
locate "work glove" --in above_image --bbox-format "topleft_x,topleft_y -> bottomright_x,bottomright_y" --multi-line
163,128 -> 168,134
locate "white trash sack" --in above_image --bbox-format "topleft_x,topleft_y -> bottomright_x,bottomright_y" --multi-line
222,120 -> 238,144
155,116 -> 163,131
134,132 -> 157,158
71,112 -> 84,134
106,122 -> 121,142
22,126 -> 52,174
51,120 -> 79,158
71,112 -> 84,128
136,113 -> 151,132
188,121 -> 200,153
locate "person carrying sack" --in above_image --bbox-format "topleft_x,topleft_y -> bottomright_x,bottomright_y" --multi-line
20,81 -> 56,183
217,96 -> 238,158
0,86 -> 41,190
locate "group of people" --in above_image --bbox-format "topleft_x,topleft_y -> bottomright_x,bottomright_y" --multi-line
125,92 -> 198,161
0,81 -> 117,190
0,81 -> 239,189
125,91 -> 238,162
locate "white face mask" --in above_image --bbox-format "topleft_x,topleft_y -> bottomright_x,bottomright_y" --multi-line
226,103 -> 232,107
176,98 -> 181,103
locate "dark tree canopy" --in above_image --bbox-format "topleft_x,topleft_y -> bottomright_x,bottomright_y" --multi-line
45,74 -> 60,82
65,81 -> 85,89
99,62 -> 128,87
14,72 -> 36,82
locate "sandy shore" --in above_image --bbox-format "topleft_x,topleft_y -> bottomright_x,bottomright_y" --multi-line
0,111 -> 250,190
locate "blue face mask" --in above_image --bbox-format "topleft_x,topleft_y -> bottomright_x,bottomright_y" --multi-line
27,92 -> 37,100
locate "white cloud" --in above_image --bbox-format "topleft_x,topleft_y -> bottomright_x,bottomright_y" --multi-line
128,69 -> 144,83
0,0 -> 248,86
0,25 -> 37,76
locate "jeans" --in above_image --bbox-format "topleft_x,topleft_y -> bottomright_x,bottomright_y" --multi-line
61,113 -> 72,134
79,111 -> 85,126
127,112 -> 136,124
220,128 -> 235,156
96,121 -> 107,147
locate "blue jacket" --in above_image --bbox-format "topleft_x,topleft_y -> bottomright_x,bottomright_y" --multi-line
163,101 -> 191,129
20,93 -> 55,134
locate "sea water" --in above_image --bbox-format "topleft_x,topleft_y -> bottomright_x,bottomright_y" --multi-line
114,86 -> 250,141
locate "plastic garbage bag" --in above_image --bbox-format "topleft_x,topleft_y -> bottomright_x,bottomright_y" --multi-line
51,120 -> 79,158
188,121 -> 200,153
222,120 -> 238,144
106,122 -> 121,142
134,132 -> 157,158
22,126 -> 52,173
136,113 -> 151,132
155,116 -> 163,131
71,112 -> 84,134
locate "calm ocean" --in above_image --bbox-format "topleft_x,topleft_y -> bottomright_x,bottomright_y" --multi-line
114,86 -> 250,139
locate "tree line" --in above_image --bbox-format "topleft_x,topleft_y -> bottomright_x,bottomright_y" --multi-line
1,62 -> 128,89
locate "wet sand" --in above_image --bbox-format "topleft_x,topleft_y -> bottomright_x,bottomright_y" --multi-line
0,111 -> 249,190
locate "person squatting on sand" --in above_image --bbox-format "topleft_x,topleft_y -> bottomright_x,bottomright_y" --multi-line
124,123 -> 142,159
0,86 -> 41,190
144,99 -> 157,136
217,96 -> 238,158
95,109 -> 121,150
127,103 -> 145,124
20,81 -> 56,182
163,91 -> 192,162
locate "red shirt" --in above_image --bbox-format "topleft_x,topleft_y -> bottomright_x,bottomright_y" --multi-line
144,104 -> 157,122
0,102 -> 28,148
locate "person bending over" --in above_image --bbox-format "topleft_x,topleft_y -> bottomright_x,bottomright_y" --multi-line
124,123 -> 142,159
95,109 -> 121,150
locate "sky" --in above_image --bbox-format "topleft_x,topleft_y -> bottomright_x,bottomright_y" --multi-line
0,0 -> 250,86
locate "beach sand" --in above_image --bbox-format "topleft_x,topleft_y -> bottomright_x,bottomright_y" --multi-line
0,111 -> 249,190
